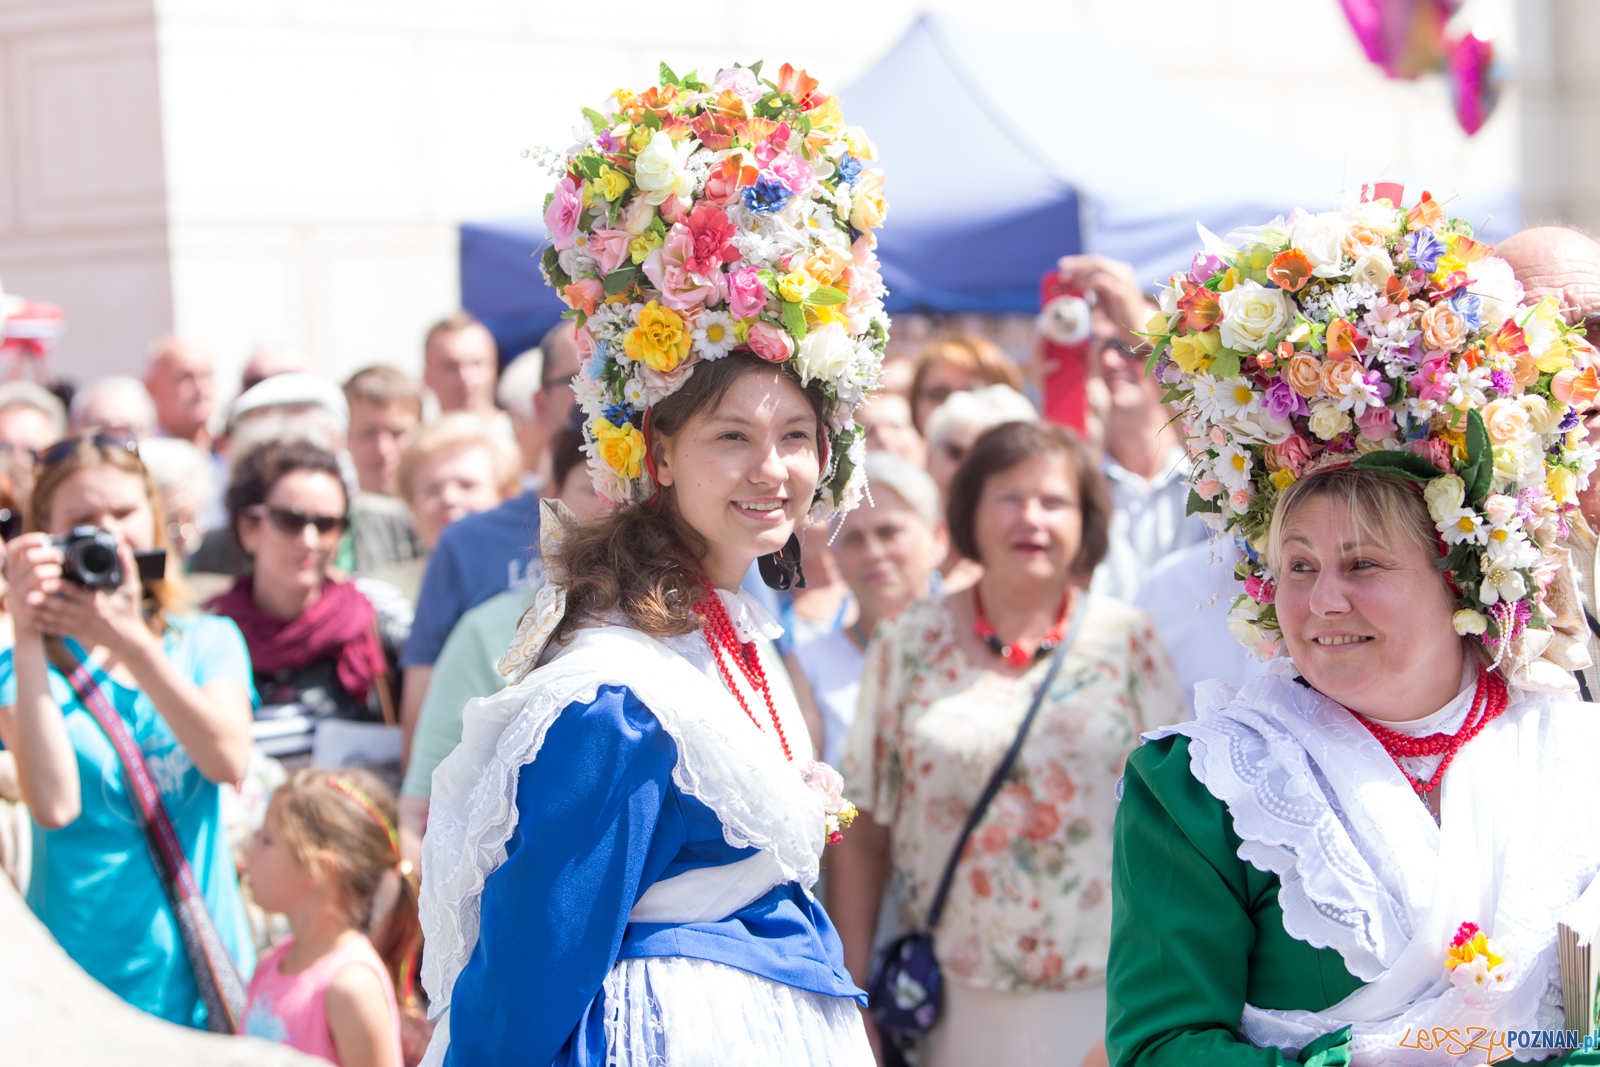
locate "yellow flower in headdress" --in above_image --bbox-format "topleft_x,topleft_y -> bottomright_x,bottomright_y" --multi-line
624,302 -> 692,373
592,417 -> 645,478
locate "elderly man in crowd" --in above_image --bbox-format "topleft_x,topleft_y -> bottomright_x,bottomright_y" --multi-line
1498,226 -> 1600,696
396,320 -> 580,770
1056,254 -> 1206,603
423,311 -> 503,433
143,335 -> 216,450
0,381 -> 66,459
69,375 -> 158,436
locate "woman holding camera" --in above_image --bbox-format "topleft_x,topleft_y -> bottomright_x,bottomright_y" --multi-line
0,431 -> 257,1027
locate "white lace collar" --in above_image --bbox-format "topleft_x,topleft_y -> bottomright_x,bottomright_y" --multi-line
1147,670 -> 1600,1060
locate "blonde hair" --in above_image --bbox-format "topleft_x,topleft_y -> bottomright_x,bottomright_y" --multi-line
397,412 -> 521,506
1264,466 -> 1437,576
29,435 -> 189,617
268,768 -> 421,1000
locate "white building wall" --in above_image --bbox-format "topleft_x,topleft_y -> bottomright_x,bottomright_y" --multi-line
0,0 -> 1532,401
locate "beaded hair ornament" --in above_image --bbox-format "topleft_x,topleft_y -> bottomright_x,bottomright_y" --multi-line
1147,185 -> 1597,689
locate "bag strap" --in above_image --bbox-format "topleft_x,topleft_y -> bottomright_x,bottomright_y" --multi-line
922,593 -> 1090,932
60,649 -> 249,1034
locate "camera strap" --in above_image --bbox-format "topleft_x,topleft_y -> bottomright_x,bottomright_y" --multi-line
61,647 -> 248,1034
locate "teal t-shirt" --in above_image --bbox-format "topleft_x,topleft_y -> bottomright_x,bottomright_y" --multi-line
0,614 -> 259,1028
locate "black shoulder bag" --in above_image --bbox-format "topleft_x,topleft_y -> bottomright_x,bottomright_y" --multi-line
866,597 -> 1088,1041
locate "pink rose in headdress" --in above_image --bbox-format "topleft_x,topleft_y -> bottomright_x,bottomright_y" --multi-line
1275,434 -> 1313,475
726,268 -> 769,320
684,206 -> 741,277
1356,404 -> 1396,440
616,196 -> 657,236
574,325 -> 595,360
713,67 -> 762,105
587,229 -> 634,275
545,175 -> 583,250
643,225 -> 723,310
753,122 -> 792,167
1414,438 -> 1452,470
660,193 -> 689,227
746,321 -> 795,363
766,152 -> 815,197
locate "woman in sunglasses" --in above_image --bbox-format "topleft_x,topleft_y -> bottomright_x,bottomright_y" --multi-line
208,440 -> 391,726
0,431 -> 257,1026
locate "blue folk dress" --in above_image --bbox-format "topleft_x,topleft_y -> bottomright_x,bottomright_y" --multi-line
419,587 -> 873,1067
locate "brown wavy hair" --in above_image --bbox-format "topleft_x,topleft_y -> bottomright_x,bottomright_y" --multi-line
552,352 -> 827,645
270,768 -> 422,1004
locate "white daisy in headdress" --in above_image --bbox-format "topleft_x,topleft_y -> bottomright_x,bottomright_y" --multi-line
693,311 -> 739,359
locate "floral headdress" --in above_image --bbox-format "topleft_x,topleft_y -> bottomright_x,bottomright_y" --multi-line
540,61 -> 889,525
1148,187 -> 1598,688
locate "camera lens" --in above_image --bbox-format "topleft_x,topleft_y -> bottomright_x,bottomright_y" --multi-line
75,542 -> 117,583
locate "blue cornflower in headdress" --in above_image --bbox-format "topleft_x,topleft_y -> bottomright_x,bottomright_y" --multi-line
602,403 -> 636,426
1405,229 -> 1448,273
836,154 -> 863,186
742,175 -> 793,214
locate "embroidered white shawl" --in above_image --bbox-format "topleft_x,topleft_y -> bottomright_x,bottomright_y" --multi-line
1147,662 -> 1600,1065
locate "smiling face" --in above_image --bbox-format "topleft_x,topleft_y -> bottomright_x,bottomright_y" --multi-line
652,366 -> 822,589
971,453 -> 1081,587
1272,491 -> 1467,722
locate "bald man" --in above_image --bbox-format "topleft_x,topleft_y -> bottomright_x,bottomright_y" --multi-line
143,335 -> 216,450
1499,226 -> 1600,695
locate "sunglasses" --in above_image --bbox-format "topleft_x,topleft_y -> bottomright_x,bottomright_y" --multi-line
0,506 -> 20,543
245,504 -> 349,539
37,431 -> 139,469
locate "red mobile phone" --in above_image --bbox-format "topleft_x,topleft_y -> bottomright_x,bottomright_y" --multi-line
1037,273 -> 1094,434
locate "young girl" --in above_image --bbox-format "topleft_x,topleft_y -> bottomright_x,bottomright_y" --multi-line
244,768 -> 416,1067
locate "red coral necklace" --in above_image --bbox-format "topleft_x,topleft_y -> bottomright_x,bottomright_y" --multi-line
972,584 -> 1073,668
1354,669 -> 1508,796
698,582 -> 793,762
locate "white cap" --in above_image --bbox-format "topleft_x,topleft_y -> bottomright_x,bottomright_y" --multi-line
228,372 -> 349,433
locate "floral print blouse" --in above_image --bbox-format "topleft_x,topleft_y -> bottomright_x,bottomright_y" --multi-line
842,593 -> 1186,993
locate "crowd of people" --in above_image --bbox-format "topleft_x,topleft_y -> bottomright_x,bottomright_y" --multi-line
2,216 -> 1600,1067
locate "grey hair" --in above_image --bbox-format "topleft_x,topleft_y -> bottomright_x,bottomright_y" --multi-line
496,347 -> 544,421
69,375 -> 157,434
923,383 -> 1038,447
862,451 -> 941,529
0,381 -> 66,437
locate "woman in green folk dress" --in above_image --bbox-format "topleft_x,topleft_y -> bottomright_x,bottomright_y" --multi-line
1110,197 -> 1600,1067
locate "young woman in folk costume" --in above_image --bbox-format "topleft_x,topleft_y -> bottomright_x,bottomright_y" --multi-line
1109,191 -> 1600,1067
417,63 -> 889,1066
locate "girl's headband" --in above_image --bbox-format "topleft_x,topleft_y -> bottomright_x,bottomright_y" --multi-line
325,776 -> 400,863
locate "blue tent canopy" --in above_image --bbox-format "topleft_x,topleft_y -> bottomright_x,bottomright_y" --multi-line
459,13 -> 1519,350
834,17 -> 1082,314
460,218 -> 566,363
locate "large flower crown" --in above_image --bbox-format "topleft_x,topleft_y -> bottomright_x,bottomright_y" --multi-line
540,62 -> 889,522
1148,189 -> 1598,677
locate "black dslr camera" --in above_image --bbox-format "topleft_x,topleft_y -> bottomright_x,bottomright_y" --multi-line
52,526 -> 167,590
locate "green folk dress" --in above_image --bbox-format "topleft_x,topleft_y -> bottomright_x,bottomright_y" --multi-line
1108,734 -> 1600,1067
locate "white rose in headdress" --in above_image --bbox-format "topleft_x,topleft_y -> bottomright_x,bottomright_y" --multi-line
1218,281 -> 1295,353
793,322 -> 856,385
1289,212 -> 1352,277
1466,257 -> 1524,331
634,130 -> 696,206
1349,252 -> 1394,288
1226,409 -> 1294,445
